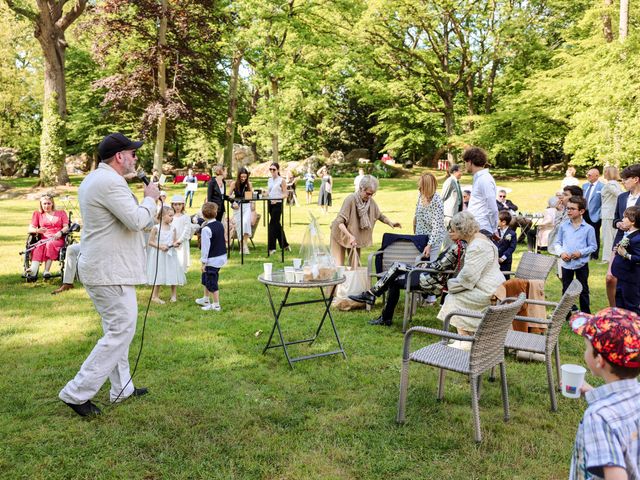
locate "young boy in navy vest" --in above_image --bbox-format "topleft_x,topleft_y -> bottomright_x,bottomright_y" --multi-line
195,202 -> 227,311
611,206 -> 640,314
494,210 -> 517,279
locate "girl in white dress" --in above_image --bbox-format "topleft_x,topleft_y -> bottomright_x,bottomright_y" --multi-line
230,167 -> 254,254
147,206 -> 185,304
170,194 -> 194,273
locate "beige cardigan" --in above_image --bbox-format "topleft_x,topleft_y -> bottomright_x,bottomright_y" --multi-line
77,163 -> 156,286
330,193 -> 391,249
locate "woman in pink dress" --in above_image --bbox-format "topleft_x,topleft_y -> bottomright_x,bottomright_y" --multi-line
27,194 -> 69,278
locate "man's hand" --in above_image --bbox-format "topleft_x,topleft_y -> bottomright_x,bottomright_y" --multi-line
616,221 -> 628,231
617,245 -> 628,257
571,251 -> 581,259
561,252 -> 571,261
144,182 -> 160,201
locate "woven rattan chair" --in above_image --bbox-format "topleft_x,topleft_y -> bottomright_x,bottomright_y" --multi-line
397,294 -> 526,442
512,251 -> 556,281
499,279 -> 582,412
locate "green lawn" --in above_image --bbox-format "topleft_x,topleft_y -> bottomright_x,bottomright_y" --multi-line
0,170 -> 608,479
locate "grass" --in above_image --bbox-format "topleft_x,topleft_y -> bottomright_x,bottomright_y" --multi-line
0,170 -> 609,479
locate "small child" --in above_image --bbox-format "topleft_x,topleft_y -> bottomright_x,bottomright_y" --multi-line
170,194 -> 194,275
611,206 -> 640,314
568,307 -> 640,480
494,210 -> 517,278
147,206 -> 185,303
552,196 -> 597,313
195,202 -> 227,311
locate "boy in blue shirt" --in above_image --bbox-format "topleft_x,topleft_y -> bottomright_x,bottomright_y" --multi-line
569,307 -> 640,480
553,196 -> 597,313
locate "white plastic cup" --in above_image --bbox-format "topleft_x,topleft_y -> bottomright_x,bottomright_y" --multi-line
336,266 -> 346,278
560,364 -> 586,399
284,267 -> 295,283
292,258 -> 302,269
263,263 -> 273,280
294,270 -> 304,283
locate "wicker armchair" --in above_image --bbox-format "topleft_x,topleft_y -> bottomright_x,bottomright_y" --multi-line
498,279 -> 582,411
397,294 -> 526,442
511,251 -> 556,281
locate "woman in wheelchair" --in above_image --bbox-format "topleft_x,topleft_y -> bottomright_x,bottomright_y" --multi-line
348,211 -> 474,326
25,194 -> 69,280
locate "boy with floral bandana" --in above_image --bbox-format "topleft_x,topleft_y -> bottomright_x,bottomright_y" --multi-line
569,307 -> 640,480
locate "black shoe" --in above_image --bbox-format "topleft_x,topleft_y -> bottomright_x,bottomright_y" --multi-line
368,316 -> 392,326
63,400 -> 102,417
348,291 -> 376,305
132,387 -> 149,397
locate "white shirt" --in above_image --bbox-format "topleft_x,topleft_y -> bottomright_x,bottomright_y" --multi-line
267,176 -> 285,201
354,174 -> 364,192
627,192 -> 640,210
467,168 -> 498,233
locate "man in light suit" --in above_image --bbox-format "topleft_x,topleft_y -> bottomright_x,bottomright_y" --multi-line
59,133 -> 159,417
583,168 -> 604,259
441,164 -> 463,247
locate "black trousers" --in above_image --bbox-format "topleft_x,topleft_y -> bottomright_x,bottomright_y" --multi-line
267,202 -> 288,250
584,211 -> 601,259
615,282 -> 640,315
561,264 -> 590,313
370,263 -> 423,322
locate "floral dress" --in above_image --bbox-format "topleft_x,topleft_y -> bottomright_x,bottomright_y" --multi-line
415,193 -> 446,260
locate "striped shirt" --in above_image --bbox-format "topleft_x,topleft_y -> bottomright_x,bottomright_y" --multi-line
570,379 -> 640,480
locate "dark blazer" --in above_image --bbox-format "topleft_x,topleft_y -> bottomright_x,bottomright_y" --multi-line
611,230 -> 640,283
207,178 -> 226,220
613,192 -> 640,245
495,227 -> 517,271
496,199 -> 518,212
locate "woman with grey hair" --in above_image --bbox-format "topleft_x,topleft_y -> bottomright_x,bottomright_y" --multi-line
436,211 -> 505,335
349,211 -> 470,326
330,174 -> 401,266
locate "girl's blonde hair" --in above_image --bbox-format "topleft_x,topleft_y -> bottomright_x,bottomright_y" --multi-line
157,205 -> 173,223
418,173 -> 437,201
604,166 -> 621,182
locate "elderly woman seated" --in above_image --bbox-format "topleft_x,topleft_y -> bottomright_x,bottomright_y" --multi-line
26,194 -> 69,279
437,213 -> 506,336
348,211 -> 475,326
330,174 -> 401,267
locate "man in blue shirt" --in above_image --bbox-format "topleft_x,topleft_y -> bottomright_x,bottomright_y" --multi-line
553,196 -> 597,313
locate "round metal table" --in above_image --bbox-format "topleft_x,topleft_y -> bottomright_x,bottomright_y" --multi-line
258,272 -> 346,368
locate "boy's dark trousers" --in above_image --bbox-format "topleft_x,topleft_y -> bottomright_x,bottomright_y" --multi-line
561,263 -> 590,313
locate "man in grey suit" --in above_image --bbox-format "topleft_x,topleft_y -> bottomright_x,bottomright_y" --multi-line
441,164 -> 463,247
59,133 -> 159,417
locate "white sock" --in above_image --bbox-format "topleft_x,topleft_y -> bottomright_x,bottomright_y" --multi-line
212,302 -> 220,307
29,261 -> 40,275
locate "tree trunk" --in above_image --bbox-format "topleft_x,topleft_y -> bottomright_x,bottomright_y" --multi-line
619,0 -> 629,42
38,40 -> 69,185
603,0 -> 614,42
465,76 -> 475,132
485,59 -> 499,113
223,51 -> 242,175
6,0 -> 87,186
153,0 -> 169,174
270,77 -> 279,164
443,96 -> 456,164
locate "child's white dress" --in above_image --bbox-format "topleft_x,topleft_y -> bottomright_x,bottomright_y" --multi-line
146,224 -> 186,286
171,214 -> 194,273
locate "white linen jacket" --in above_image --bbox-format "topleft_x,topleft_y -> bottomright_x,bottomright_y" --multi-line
78,162 -> 156,286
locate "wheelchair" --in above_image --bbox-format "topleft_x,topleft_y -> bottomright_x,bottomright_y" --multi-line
20,214 -> 80,283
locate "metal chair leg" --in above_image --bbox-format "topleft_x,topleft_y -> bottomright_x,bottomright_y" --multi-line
470,375 -> 482,442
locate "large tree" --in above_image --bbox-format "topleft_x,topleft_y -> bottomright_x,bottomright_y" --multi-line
4,0 -> 87,185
